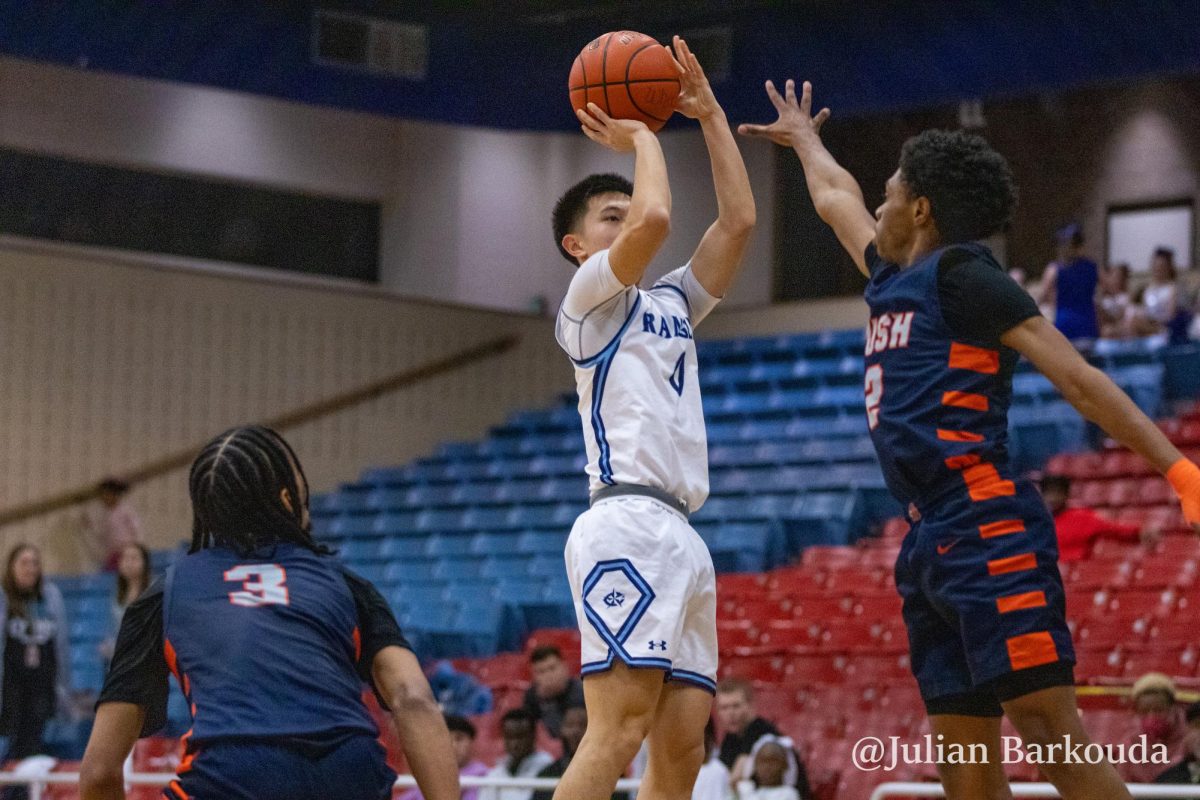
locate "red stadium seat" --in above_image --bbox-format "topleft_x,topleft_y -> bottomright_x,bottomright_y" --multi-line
1081,709 -> 1131,746
1130,556 -> 1198,589
1147,618 -> 1200,648
844,654 -> 912,686
848,593 -> 904,623
1088,537 -> 1140,561
1122,648 -> 1193,680
1073,648 -> 1124,682
790,594 -> 852,622
882,517 -> 910,540
781,653 -> 849,685
717,572 -> 768,598
1067,560 -> 1131,592
1063,586 -> 1106,619
1173,420 -> 1200,447
758,620 -> 823,653
718,653 -> 786,682
1153,534 -> 1200,561
1074,480 -> 1109,507
467,652 -> 529,686
1133,477 -> 1172,506
524,628 -> 580,655
1076,618 -> 1146,651
719,596 -> 790,623
1103,479 -> 1139,507
1105,588 -> 1177,620
815,620 -> 886,653
717,621 -> 763,655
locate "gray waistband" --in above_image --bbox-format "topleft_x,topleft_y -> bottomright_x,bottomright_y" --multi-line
589,484 -> 690,519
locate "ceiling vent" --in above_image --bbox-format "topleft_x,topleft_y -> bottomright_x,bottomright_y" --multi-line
313,10 -> 429,80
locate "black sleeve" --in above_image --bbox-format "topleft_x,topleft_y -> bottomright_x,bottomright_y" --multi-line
864,242 -> 888,277
938,248 -> 1041,343
96,577 -> 169,737
341,568 -> 411,686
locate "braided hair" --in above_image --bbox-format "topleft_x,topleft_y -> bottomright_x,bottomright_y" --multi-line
188,425 -> 331,556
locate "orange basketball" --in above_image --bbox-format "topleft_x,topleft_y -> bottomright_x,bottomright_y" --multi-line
569,31 -> 679,133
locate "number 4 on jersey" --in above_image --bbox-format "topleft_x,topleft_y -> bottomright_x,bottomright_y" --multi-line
864,364 -> 884,430
224,564 -> 290,607
668,353 -> 686,397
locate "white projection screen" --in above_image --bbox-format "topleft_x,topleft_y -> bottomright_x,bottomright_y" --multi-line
1106,203 -> 1193,272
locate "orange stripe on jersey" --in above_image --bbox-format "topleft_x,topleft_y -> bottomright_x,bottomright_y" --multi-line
1006,631 -> 1060,670
937,429 -> 985,443
164,638 -> 180,681
961,463 -> 1016,501
168,779 -> 191,799
997,590 -> 1047,614
987,553 -> 1037,576
353,626 -> 362,662
949,342 -> 1000,374
980,519 -> 1026,538
942,391 -> 990,411
945,454 -> 981,470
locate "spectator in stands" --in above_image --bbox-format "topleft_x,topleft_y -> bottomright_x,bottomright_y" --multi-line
522,646 -> 584,738
1035,222 -> 1099,346
1154,702 -> 1200,792
1038,474 -> 1160,562
735,737 -> 802,800
1130,247 -> 1183,343
479,708 -> 555,800
99,543 -> 153,664
81,478 -> 142,571
532,705 -> 627,800
0,544 -> 70,799
1097,263 -> 1133,339
1124,673 -> 1192,784
693,719 -> 734,800
428,660 -> 494,717
715,679 -> 810,798
401,714 -> 488,800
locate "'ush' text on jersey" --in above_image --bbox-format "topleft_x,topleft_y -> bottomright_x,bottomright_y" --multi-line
863,243 -> 1021,508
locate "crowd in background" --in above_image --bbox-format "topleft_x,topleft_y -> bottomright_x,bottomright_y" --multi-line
1012,223 -> 1198,352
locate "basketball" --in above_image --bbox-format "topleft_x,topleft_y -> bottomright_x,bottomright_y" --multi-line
569,31 -> 680,132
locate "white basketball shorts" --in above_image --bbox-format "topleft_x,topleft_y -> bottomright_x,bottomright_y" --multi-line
563,494 -> 718,693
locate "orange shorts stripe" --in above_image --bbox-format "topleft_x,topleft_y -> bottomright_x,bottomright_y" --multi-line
987,553 -> 1038,576
949,342 -> 1000,373
942,391 -> 990,411
945,454 -> 981,469
980,519 -> 1026,538
1006,631 -> 1060,670
997,590 -> 1047,614
937,428 -> 985,443
962,463 -> 1016,501
168,779 -> 191,800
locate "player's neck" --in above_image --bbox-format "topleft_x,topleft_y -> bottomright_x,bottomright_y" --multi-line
897,230 -> 942,268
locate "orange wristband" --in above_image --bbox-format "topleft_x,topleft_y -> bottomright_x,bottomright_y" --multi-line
1167,458 -> 1200,496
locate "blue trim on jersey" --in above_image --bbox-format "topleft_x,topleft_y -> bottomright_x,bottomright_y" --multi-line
669,669 -> 717,694
648,282 -> 691,315
571,294 -> 642,368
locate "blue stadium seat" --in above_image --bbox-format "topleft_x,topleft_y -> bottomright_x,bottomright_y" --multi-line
496,479 -> 547,504
526,554 -> 567,580
433,556 -> 486,581
384,561 -> 440,586
462,506 -> 513,531
378,537 -> 428,560
425,534 -> 476,558
337,537 -> 384,562
515,531 -> 568,555
468,532 -> 516,556
360,466 -> 413,487
328,514 -> 376,539
372,511 -> 421,536
480,556 -> 529,580
1164,344 -> 1200,400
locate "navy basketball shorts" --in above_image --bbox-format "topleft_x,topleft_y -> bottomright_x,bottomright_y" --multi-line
895,480 -> 1076,716
163,734 -> 396,800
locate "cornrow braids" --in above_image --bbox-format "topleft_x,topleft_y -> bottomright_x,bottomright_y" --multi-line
188,425 -> 331,557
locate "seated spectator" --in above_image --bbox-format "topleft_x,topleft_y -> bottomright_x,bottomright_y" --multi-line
531,705 -> 627,800
1123,673 -> 1192,784
1036,223 -> 1099,345
428,659 -> 494,717
1038,474 -> 1159,562
99,543 -> 153,664
693,720 -> 734,800
715,679 -> 810,798
1154,702 -> 1200,793
400,714 -> 488,800
1130,247 -> 1183,342
735,737 -> 802,800
521,646 -> 584,738
1097,263 -> 1133,339
479,708 -> 555,800
80,478 -> 142,571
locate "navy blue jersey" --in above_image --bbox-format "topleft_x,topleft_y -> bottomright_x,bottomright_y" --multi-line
162,544 -> 379,744
863,243 -> 1022,508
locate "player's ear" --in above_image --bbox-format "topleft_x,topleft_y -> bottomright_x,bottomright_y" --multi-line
562,233 -> 588,264
279,487 -> 293,513
913,195 -> 933,227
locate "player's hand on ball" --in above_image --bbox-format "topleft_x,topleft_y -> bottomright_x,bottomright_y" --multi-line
669,36 -> 719,120
577,103 -> 651,152
738,79 -> 830,147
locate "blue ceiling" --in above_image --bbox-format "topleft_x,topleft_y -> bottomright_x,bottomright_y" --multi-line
3,0 -> 1198,131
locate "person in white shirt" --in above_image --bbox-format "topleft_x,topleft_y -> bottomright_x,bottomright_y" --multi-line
479,709 -> 555,800
692,721 -> 734,800
549,36 -> 755,800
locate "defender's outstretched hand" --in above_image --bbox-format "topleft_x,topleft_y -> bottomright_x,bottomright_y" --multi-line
577,103 -> 652,153
1167,458 -> 1200,534
738,79 -> 830,147
668,35 -> 720,121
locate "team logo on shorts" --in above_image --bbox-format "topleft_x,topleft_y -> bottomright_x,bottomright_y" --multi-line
582,559 -> 657,658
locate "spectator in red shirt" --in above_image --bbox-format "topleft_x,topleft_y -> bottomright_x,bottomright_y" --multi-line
1039,474 -> 1160,562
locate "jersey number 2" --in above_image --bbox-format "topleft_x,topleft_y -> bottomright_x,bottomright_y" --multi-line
224,564 -> 290,607
864,364 -> 884,430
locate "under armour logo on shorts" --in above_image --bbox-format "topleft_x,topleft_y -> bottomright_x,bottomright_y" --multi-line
648,640 -> 667,651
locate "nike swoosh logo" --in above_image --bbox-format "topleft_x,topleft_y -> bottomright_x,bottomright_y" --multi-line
936,539 -> 961,556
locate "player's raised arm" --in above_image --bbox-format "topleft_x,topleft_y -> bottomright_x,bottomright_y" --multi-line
739,80 -> 875,277
576,103 -> 670,285
668,36 -> 755,298
372,646 -> 462,800
1001,315 -> 1200,533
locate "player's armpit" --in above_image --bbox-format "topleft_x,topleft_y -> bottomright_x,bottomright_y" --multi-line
1001,316 -> 1184,476
81,702 -> 144,800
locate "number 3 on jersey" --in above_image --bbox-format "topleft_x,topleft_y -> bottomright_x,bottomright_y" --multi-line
864,365 -> 884,430
224,564 -> 289,607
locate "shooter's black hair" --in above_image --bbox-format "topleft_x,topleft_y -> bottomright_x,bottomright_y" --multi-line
551,173 -> 633,264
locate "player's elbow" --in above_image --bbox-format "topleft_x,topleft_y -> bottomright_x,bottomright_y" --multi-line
633,205 -> 672,242
79,759 -> 123,797
719,207 -> 756,237
387,679 -> 440,720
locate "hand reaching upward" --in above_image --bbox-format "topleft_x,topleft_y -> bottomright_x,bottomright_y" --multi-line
738,79 -> 830,148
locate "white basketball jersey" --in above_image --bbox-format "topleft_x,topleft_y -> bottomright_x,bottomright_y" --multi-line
555,250 -> 720,512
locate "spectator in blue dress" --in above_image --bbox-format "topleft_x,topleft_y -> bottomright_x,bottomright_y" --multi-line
1036,222 -> 1099,346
